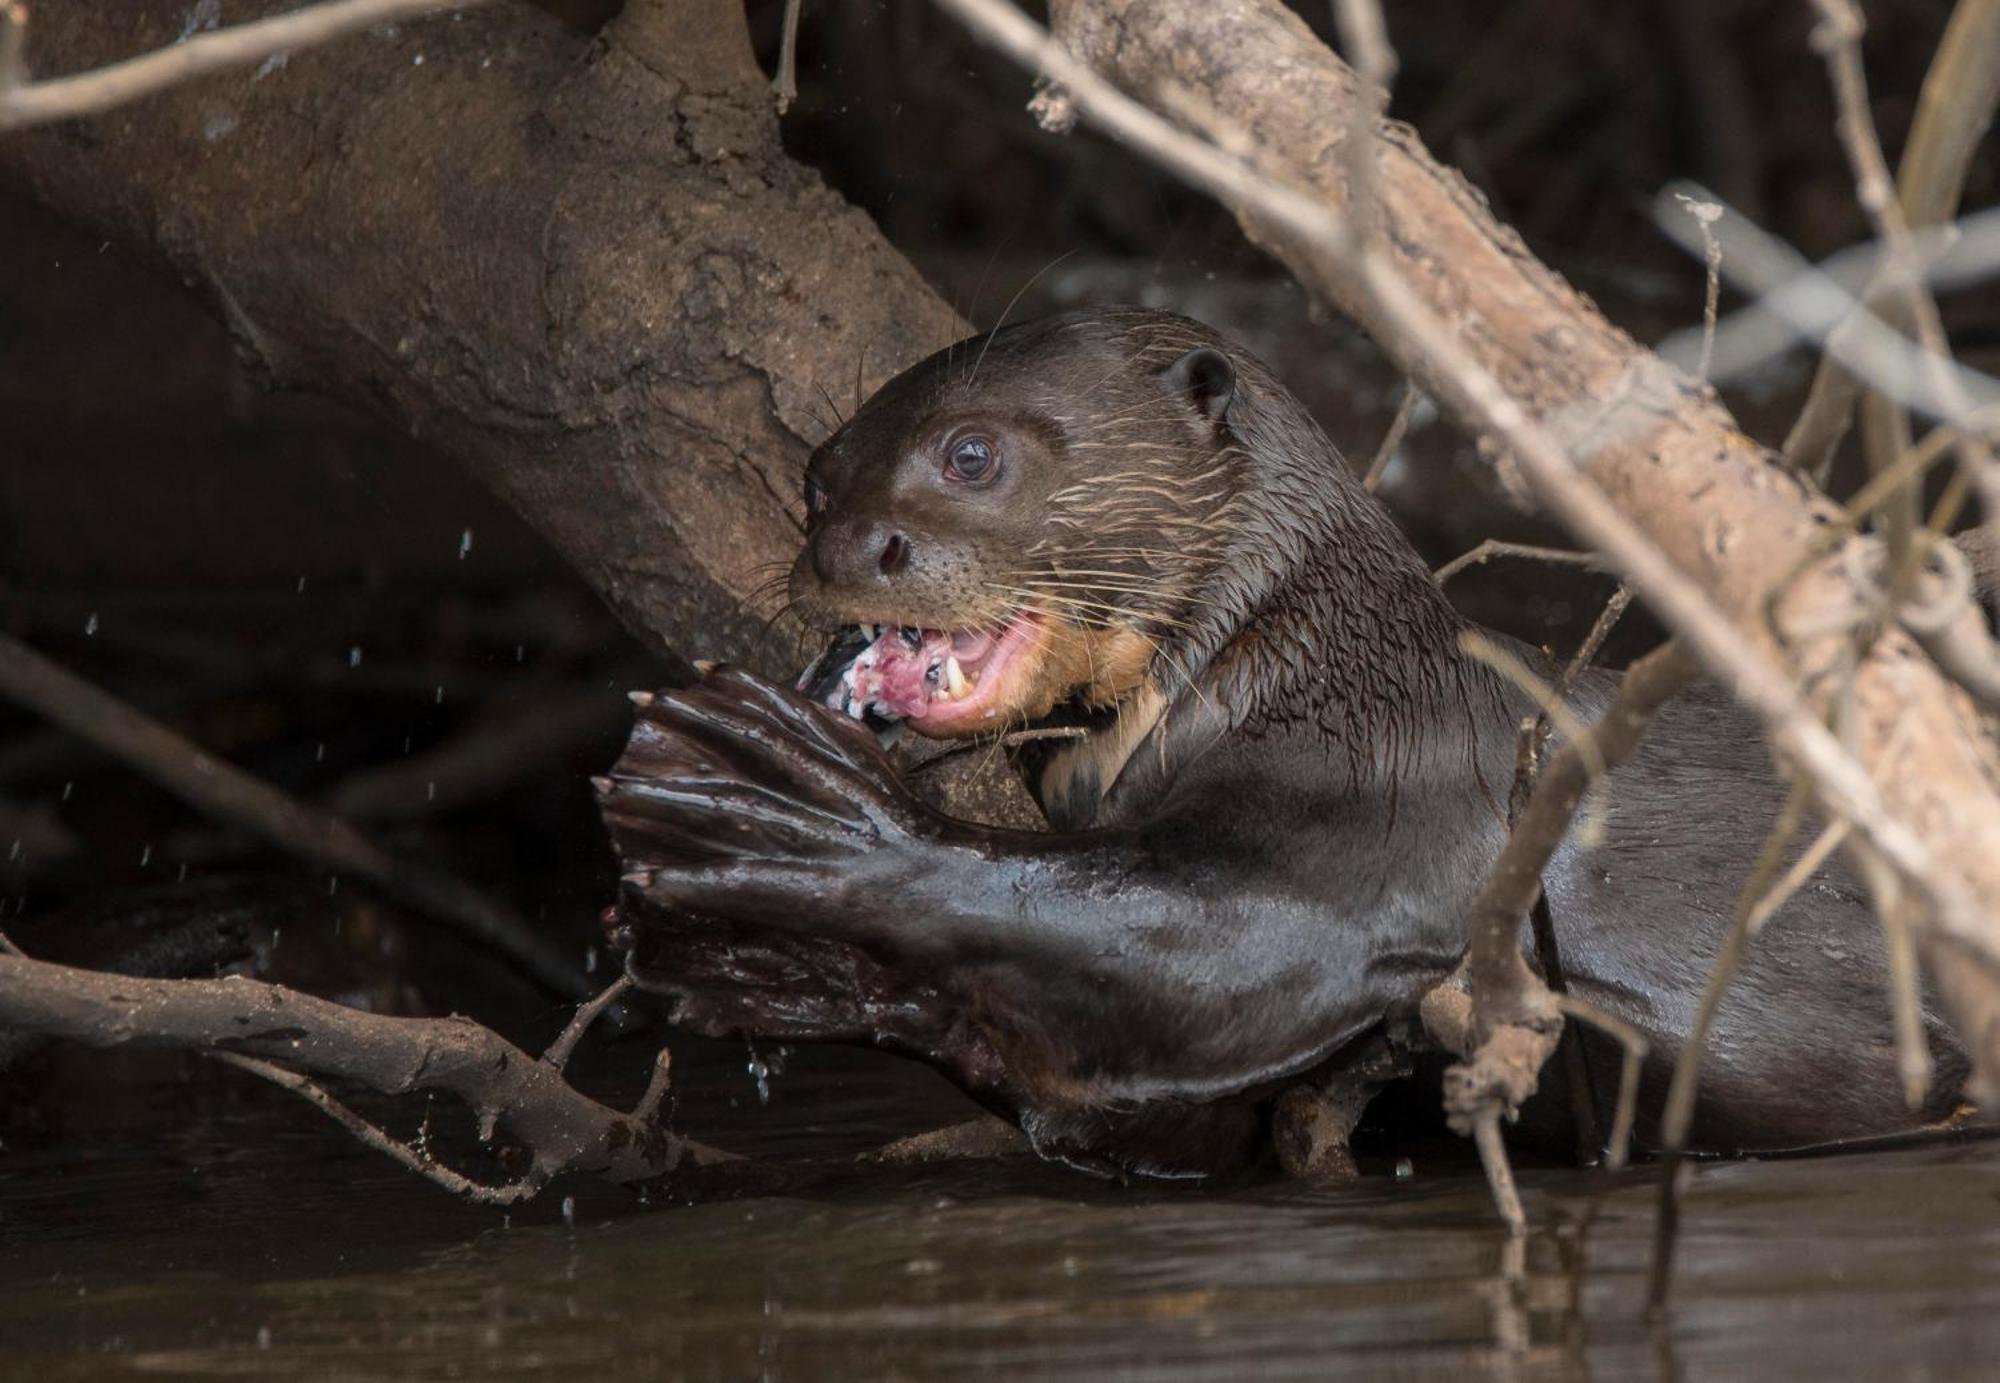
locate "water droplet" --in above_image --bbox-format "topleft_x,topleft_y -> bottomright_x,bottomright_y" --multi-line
348,645 -> 363,668
138,844 -> 151,867
1395,1157 -> 1415,1180
458,528 -> 474,560
561,1196 -> 576,1227
83,611 -> 98,636
328,876 -> 340,896
745,1039 -> 772,1105
515,644 -> 525,663
315,742 -> 326,762
425,780 -> 436,801
434,684 -> 445,705
296,576 -> 307,594
60,781 -> 73,802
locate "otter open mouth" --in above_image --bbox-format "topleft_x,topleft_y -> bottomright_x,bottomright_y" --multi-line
797,612 -> 1043,734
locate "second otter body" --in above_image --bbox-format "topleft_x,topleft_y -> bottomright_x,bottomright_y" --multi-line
601,309 -> 1965,1178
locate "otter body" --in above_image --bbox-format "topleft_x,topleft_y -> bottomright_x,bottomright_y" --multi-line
600,310 -> 1965,1179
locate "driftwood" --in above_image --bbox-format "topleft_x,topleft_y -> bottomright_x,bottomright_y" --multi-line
0,945 -> 726,1202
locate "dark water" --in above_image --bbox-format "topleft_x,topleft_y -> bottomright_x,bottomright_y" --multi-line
4,1041 -> 1998,1381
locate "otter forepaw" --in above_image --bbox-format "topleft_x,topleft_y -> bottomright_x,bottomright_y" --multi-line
600,667 -> 929,863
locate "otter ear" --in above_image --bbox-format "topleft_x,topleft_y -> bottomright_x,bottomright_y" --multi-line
1160,346 -> 1236,426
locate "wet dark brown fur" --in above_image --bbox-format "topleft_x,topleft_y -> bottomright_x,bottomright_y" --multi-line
600,310 -> 1967,1181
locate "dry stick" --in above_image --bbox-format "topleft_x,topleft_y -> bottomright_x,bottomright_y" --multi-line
1781,0 -> 2000,480
1518,584 -> 1638,1166
1673,192 -> 1725,385
0,3 -> 24,93
1664,190 -> 2000,431
1552,993 -> 1647,1172
1442,642 -> 1698,1226
1811,0 -> 2000,600
1434,540 -> 1605,586
772,0 -> 803,113
0,0 -> 490,132
0,950 -> 726,1199
1361,379 -> 1421,492
1853,845 -> 1934,1107
0,632 -> 589,1000
1647,797 -> 1851,1311
211,1051 -> 542,1205
545,973 -> 636,1073
1811,1 -> 2000,702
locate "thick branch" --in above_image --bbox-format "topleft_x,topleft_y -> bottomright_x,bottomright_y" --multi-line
0,0 -> 962,678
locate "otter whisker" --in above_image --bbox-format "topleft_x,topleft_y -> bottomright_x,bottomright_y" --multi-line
968,249 -> 1078,386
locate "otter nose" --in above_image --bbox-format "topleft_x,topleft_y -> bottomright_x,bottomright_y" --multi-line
877,531 -> 910,575
810,520 -> 916,587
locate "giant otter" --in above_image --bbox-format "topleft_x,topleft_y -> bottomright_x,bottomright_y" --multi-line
598,309 -> 1966,1180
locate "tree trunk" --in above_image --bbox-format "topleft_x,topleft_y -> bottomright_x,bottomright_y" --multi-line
0,0 -> 961,676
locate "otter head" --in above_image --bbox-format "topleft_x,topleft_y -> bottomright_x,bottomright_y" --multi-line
789,311 -> 1246,739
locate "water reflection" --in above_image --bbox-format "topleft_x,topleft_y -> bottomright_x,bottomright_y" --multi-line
4,1042 -> 1998,1379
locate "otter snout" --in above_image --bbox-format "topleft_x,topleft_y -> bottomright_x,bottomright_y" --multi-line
791,518 -> 986,631
808,518 -> 911,586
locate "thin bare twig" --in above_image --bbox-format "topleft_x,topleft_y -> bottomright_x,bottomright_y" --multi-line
1648,794 -> 1850,1310
1550,993 -> 1648,1171
772,0 -> 803,113
1471,1108 -> 1526,1236
0,3 -> 25,95
545,974 -> 635,1073
0,0 -> 489,132
0,632 -> 589,1000
1433,540 -> 1606,586
211,1051 -> 542,1205
1782,0 -> 2000,479
1441,642 -> 1698,1158
1362,380 -> 1421,492
1673,191 -> 1725,384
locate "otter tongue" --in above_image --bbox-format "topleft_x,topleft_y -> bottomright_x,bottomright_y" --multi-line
846,625 -> 957,720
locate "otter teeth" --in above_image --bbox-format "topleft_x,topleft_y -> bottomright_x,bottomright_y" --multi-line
944,655 -> 968,698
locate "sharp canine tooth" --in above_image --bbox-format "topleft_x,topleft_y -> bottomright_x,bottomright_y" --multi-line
945,656 -> 967,697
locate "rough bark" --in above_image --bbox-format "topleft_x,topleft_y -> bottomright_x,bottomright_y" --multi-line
1044,0 -> 2000,1098
0,0 -> 960,675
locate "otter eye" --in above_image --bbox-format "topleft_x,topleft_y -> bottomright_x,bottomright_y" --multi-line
944,434 -> 998,484
803,473 -> 828,525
